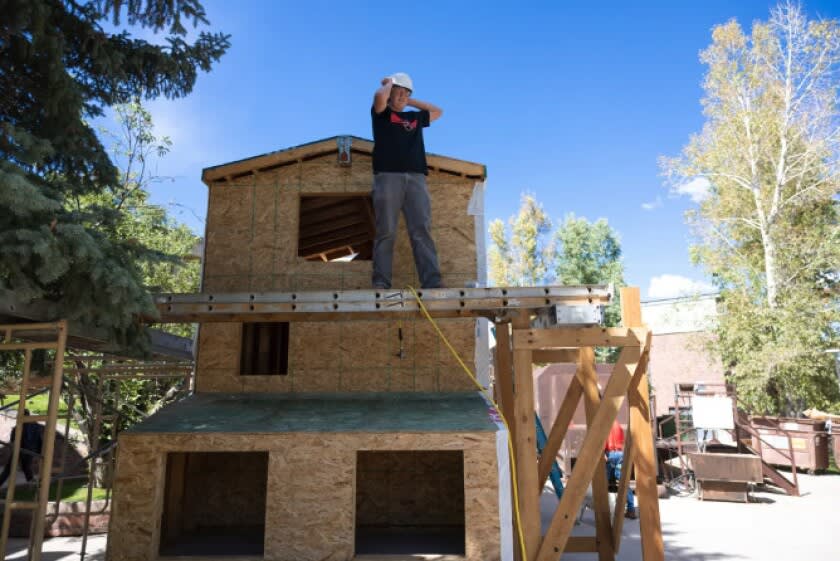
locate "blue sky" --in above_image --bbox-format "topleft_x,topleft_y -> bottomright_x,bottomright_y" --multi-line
105,0 -> 840,299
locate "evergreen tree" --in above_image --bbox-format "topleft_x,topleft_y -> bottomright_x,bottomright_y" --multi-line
0,0 -> 228,345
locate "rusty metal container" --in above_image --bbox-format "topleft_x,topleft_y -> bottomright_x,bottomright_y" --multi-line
688,452 -> 763,502
535,363 -> 628,473
750,416 -> 829,473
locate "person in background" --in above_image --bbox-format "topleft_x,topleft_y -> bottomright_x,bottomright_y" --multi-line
606,419 -> 637,519
0,409 -> 44,486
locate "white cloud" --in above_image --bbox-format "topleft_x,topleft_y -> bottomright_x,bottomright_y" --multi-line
672,177 -> 711,203
641,196 -> 663,211
647,274 -> 716,299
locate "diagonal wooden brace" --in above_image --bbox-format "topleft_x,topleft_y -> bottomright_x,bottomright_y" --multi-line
535,345 -> 642,561
611,404 -> 637,552
627,347 -> 664,561
512,313 -> 541,560
619,287 -> 664,561
537,375 -> 582,491
611,343 -> 649,551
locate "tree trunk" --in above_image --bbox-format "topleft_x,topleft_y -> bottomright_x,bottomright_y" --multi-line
759,224 -> 779,308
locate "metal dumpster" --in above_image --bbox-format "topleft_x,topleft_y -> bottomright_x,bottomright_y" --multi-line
750,416 -> 829,473
689,452 -> 763,502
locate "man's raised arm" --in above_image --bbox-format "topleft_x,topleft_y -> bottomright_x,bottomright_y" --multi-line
407,98 -> 443,122
373,77 -> 393,114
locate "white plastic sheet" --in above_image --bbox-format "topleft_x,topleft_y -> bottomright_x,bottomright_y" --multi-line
480,392 -> 513,561
692,395 -> 735,429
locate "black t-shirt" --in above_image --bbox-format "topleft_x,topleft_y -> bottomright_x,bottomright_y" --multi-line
371,106 -> 431,174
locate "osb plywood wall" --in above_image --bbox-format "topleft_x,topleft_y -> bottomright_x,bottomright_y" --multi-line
195,319 -> 476,393
108,432 -> 501,561
196,151 -> 479,394
202,152 -> 478,292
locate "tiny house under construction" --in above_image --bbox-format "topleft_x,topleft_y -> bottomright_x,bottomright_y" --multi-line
107,136 -> 663,561
111,393 -> 504,560
107,137 -> 508,561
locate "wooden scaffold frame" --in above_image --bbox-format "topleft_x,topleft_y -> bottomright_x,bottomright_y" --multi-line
0,328 -> 193,561
493,287 -> 663,561
0,321 -> 68,561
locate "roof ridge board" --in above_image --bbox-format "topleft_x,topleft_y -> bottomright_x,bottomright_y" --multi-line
202,135 -> 365,175
202,136 -> 485,182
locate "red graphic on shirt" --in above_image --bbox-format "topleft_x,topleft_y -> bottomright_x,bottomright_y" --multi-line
390,112 -> 418,131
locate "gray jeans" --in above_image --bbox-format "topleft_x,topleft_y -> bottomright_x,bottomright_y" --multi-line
371,172 -> 442,289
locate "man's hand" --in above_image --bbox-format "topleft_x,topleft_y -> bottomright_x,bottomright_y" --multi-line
373,78 -> 394,113
407,98 -> 443,122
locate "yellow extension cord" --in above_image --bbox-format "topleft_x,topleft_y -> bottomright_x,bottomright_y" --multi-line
407,286 -> 528,561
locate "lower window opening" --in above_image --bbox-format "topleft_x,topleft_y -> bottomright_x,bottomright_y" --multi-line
159,451 -> 268,556
355,450 -> 465,555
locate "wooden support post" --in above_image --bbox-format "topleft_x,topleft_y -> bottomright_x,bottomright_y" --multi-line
611,382 -> 639,550
494,321 -> 516,442
578,347 -> 615,561
30,321 -> 67,561
621,287 -> 664,561
494,320 -> 521,560
0,350 -> 32,558
512,312 -> 540,561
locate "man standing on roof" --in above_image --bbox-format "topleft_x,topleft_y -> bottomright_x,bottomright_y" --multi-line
370,72 -> 443,289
